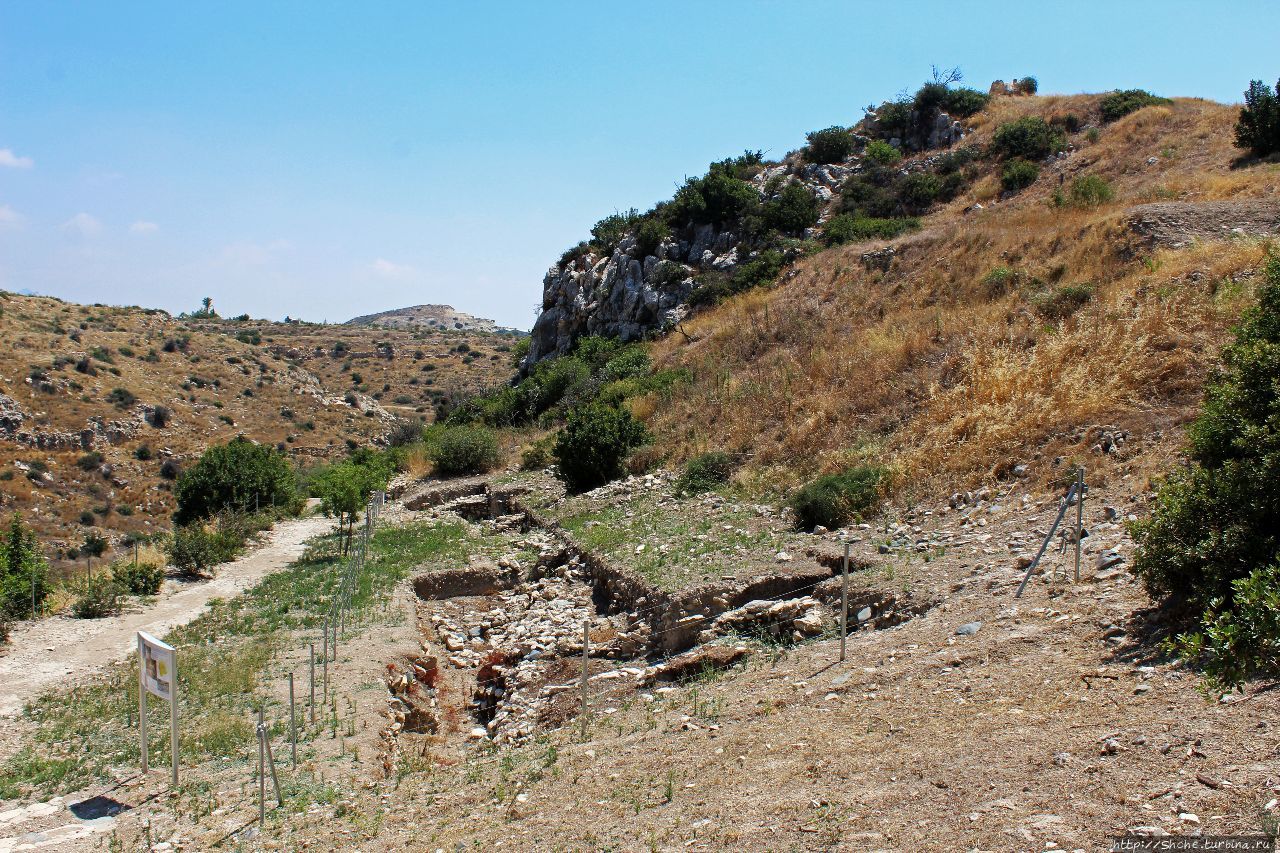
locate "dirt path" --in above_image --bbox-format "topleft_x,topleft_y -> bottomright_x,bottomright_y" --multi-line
0,512 -> 335,718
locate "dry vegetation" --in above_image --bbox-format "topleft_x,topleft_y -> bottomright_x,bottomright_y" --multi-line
0,297 -> 516,564
644,95 -> 1279,497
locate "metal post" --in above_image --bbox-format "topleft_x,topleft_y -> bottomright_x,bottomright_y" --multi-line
1015,484 -> 1076,598
309,643 -> 316,724
257,705 -> 265,826
289,672 -> 297,769
1074,466 -> 1085,583
139,655 -> 149,774
170,655 -> 180,787
263,719 -> 283,806
322,625 -> 330,703
840,543 -> 850,662
580,621 -> 589,736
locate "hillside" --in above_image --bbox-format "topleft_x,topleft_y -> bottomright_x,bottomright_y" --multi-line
346,303 -> 510,333
0,295 -> 517,561
518,86 -> 1279,501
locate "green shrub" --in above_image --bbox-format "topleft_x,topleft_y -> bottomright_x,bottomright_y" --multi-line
520,435 -> 555,471
1000,159 -> 1040,193
1234,79 -> 1280,158
76,451 -> 104,472
666,162 -> 760,228
1033,282 -> 1096,320
991,116 -> 1065,160
134,444 -> 153,461
601,348 -> 651,383
106,387 -> 136,409
1063,174 -> 1114,207
763,183 -> 819,234
635,217 -> 670,257
429,426 -> 501,477
790,466 -> 886,531
167,524 -> 240,577
982,266 -> 1027,294
1099,89 -> 1172,123
941,87 -> 990,117
0,514 -> 49,619
78,511 -> 95,526
112,560 -> 164,596
553,404 -> 648,492
174,437 -> 297,524
898,172 -> 942,213
590,209 -> 641,252
822,214 -> 920,246
1130,256 -> 1280,689
1013,76 -> 1038,95
863,140 -> 901,166
676,452 -> 735,495
71,576 -> 122,619
804,127 -> 854,164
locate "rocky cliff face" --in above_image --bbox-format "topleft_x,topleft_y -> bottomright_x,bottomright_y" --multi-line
523,108 -> 971,370
346,304 -> 500,333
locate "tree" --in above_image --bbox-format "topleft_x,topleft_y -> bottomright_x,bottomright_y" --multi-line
553,404 -> 648,492
311,451 -> 394,554
0,514 -> 49,618
174,437 -> 297,525
804,127 -> 855,165
1131,255 -> 1280,688
1235,79 -> 1280,158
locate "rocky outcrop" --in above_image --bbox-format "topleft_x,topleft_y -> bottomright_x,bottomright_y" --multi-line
1127,200 -> 1280,248
524,106 -> 973,370
346,303 -> 505,333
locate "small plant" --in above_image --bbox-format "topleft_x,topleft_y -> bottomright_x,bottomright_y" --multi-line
520,435 -> 555,471
1234,78 -> 1280,158
76,451 -> 105,472
71,576 -> 122,619
898,172 -> 942,213
1033,282 -> 1096,320
149,405 -> 171,428
1062,174 -> 1114,208
113,560 -> 164,596
1099,88 -> 1172,123
428,426 -> 501,477
1000,158 -> 1039,193
804,126 -> 855,164
822,214 -> 920,246
790,466 -> 886,531
863,140 -> 901,166
991,116 -> 1065,160
159,458 -> 181,480
676,452 -> 735,495
134,444 -> 153,461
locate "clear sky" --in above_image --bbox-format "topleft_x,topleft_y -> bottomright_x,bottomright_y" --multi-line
1,1 -> 1274,329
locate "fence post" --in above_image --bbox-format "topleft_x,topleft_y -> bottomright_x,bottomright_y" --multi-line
1074,466 -> 1085,583
289,672 -> 297,769
580,621 -> 590,738
309,643 -> 316,724
257,705 -> 266,826
840,542 -> 850,663
322,625 -> 329,703
1015,484 -> 1076,598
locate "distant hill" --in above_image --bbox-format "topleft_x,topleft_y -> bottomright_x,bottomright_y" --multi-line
346,304 -> 512,333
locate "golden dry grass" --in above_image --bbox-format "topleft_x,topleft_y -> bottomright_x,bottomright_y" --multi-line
644,96 -> 1277,497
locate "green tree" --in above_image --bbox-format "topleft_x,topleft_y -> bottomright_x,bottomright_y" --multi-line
991,116 -> 1065,160
553,404 -> 648,492
1131,255 -> 1280,689
174,437 -> 297,524
1234,79 -> 1280,158
804,127 -> 855,164
0,514 -> 49,619
763,182 -> 819,234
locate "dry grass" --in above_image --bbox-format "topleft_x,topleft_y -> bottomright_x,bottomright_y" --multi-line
644,97 -> 1277,497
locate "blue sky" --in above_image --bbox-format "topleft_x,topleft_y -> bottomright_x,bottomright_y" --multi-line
1,1 -> 1274,329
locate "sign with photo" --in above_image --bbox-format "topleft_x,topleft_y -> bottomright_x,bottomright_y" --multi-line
138,631 -> 175,701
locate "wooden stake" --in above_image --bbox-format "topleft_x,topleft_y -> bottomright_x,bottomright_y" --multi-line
309,643 -> 316,724
289,672 -> 297,769
840,542 -> 850,662
1074,466 -> 1085,583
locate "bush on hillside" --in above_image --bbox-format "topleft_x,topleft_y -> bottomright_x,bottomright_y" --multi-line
1234,79 -> 1280,158
1000,159 -> 1040,193
553,404 -> 648,492
863,140 -> 901,167
790,466 -> 886,531
1099,89 -> 1172,124
113,560 -> 165,596
804,127 -> 855,164
991,116 -> 1065,160
666,158 -> 761,228
898,172 -> 942,213
635,217 -> 670,257
1130,256 -> 1280,689
763,183 -> 819,234
676,452 -> 735,495
822,214 -> 920,246
590,209 -> 641,252
1055,174 -> 1114,208
1032,282 -> 1096,320
429,426 -> 500,477
1013,77 -> 1038,95
174,437 -> 297,524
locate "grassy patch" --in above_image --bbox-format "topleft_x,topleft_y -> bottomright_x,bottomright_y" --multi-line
0,519 -> 472,800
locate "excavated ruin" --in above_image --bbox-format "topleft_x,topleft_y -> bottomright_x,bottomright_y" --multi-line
379,480 -> 937,769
